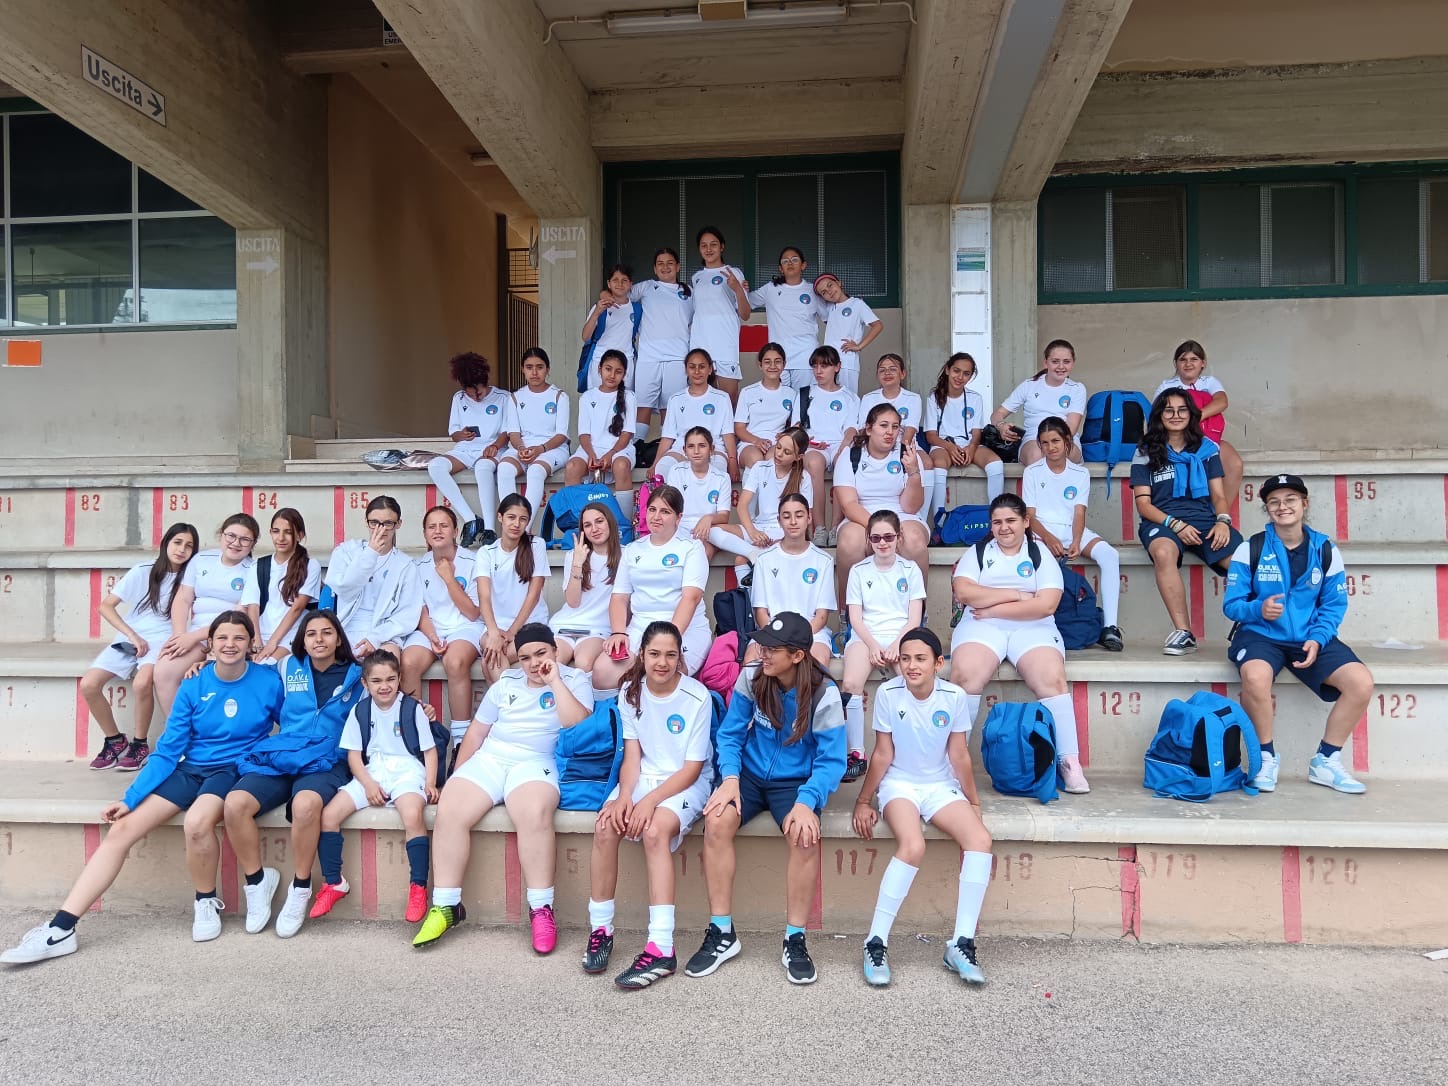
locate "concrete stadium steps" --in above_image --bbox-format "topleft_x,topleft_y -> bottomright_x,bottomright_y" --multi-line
4,642 -> 1443,782
0,763 -> 1443,945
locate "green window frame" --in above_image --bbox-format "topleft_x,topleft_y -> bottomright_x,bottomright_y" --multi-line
1038,162 -> 1448,304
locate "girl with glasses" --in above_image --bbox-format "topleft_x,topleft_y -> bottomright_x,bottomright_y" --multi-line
324,495 -> 423,659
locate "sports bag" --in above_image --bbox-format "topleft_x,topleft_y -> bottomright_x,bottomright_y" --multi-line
1143,690 -> 1261,802
1080,390 -> 1152,495
712,585 -> 757,645
1055,567 -> 1104,650
635,473 -> 664,536
539,484 -> 634,550
577,301 -> 642,393
556,697 -> 624,811
355,694 -> 451,789
980,701 -> 1058,804
698,632 -> 744,701
931,504 -> 991,546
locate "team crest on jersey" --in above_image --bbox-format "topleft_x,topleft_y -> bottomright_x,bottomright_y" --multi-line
393,721 -> 403,737
798,293 -> 811,304
895,577 -> 908,593
966,405 -> 976,419
455,576 -> 468,588
932,710 -> 950,729
1311,568 -> 1322,585
830,400 -> 842,412
544,401 -> 558,414
677,288 -> 687,299
662,553 -> 680,567
665,714 -> 686,735
887,460 -> 903,475
703,403 -> 716,416
1017,561 -> 1033,578
1064,486 -> 1078,500
782,398 -> 793,411
708,490 -> 720,504
223,698 -> 238,719
539,691 -> 556,710
802,567 -> 819,584
486,404 -> 499,415
711,275 -> 723,285
1058,394 -> 1071,408
842,305 -> 852,316
230,577 -> 244,591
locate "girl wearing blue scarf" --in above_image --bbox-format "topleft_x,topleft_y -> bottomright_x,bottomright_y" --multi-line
1130,389 -> 1242,655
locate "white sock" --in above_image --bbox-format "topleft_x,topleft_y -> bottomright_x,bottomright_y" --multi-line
592,683 -> 619,701
524,464 -> 549,527
449,719 -> 470,742
932,467 -> 949,518
1041,692 -> 1079,759
845,693 -> 865,754
1092,543 -> 1121,626
526,886 -> 554,910
588,897 -> 615,936
614,490 -> 634,515
954,851 -> 993,939
708,525 -> 759,561
428,457 -> 477,522
433,886 -> 462,907
867,857 -> 918,944
497,461 -> 520,501
647,904 -> 675,955
966,694 -> 982,727
475,461 -> 499,529
984,460 -> 1005,500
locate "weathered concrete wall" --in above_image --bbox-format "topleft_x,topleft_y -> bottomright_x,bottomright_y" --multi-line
327,76 -> 498,439
1040,295 -> 1447,453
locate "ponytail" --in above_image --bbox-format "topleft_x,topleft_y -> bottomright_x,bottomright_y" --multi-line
598,349 -> 630,438
779,427 -> 808,496
271,508 -> 310,606
497,494 -> 536,583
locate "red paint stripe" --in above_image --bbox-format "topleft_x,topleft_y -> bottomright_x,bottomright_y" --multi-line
738,324 -> 770,353
74,679 -> 89,758
1280,846 -> 1303,944
428,679 -> 445,719
504,832 -> 523,923
1120,485 -> 1133,543
807,854 -> 823,931
1188,565 -> 1205,639
1438,568 -> 1448,642
1443,475 -> 1448,541
151,489 -> 164,547
1351,712 -> 1369,774
63,488 -> 76,547
425,484 -> 439,510
240,486 -> 254,516
1071,681 -> 1090,767
89,569 -> 103,638
1229,492 -> 1240,526
1014,474 -> 1023,497
1117,845 -> 1140,938
1211,681 -> 1228,697
333,487 -> 346,547
84,825 -> 103,912
221,837 -> 239,913
1334,476 -> 1349,541
360,828 -> 379,919
724,565 -> 738,591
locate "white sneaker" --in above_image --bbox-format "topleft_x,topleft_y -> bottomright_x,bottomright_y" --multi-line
1,923 -> 78,964
244,867 -> 281,934
1308,751 -> 1366,795
1251,751 -> 1280,792
1058,755 -> 1091,794
193,897 -> 224,942
275,884 -> 311,939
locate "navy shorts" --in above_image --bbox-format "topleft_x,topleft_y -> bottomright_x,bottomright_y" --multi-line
150,762 -> 239,810
736,771 -> 816,830
1139,515 -> 1241,573
231,760 -> 351,821
1229,629 -> 1363,703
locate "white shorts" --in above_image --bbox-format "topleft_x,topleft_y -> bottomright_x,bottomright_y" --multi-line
847,621 -> 908,652
813,628 -> 835,654
659,363 -> 689,410
806,439 -> 841,466
628,618 -> 711,675
781,369 -> 810,390
506,446 -> 570,475
568,443 -> 636,471
605,774 -> 711,850
339,754 -> 428,808
950,616 -> 1064,663
402,621 -> 484,653
838,368 -> 860,397
446,439 -> 492,469
713,357 -> 742,380
552,624 -> 609,648
450,746 -> 558,805
877,775 -> 968,822
90,639 -> 162,679
635,358 -> 680,412
1037,521 -> 1103,551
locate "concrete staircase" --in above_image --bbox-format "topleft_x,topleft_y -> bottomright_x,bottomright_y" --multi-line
0,455 -> 1444,945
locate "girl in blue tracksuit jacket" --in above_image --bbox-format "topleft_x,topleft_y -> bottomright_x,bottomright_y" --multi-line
223,609 -> 366,937
2,611 -> 282,966
683,611 -> 845,987
1222,474 -> 1375,796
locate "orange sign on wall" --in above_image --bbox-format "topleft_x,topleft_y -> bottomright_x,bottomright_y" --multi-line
4,340 -> 42,367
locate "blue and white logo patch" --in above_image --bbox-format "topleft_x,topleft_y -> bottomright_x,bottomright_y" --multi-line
544,401 -> 557,415
1017,561 -> 1034,578
1058,394 -> 1071,408
539,691 -> 556,710
896,577 -> 908,593
711,275 -> 723,286
886,460 -> 903,475
1063,486 -> 1078,500
932,710 -> 950,729
230,577 -> 245,592
662,553 -> 680,568
666,714 -> 686,735
703,403 -> 716,416
486,404 -> 500,415
798,293 -> 811,304
802,567 -> 819,584
842,305 -> 852,317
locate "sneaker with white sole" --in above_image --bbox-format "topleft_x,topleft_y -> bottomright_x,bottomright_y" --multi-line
1163,629 -> 1197,655
275,884 -> 312,938
812,527 -> 831,548
244,868 -> 281,934
1251,751 -> 1280,792
193,897 -> 224,942
1,923 -> 78,964
862,936 -> 890,987
1308,751 -> 1366,794
683,923 -> 741,978
1058,755 -> 1090,794
943,936 -> 986,984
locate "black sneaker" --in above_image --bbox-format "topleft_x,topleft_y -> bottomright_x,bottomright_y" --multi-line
581,927 -> 614,974
781,932 -> 817,984
842,751 -> 867,783
460,517 -> 485,548
614,947 -> 677,990
1163,629 -> 1197,656
1098,625 -> 1124,652
480,529 -> 498,547
683,923 -> 741,978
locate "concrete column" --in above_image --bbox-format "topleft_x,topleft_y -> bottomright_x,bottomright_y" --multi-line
235,229 -> 327,469
901,203 -> 953,397
535,217 -> 601,384
989,201 -> 1039,395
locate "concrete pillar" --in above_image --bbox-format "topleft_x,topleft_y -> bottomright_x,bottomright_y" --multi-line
235,229 -> 327,469
990,201 -> 1039,395
534,216 -> 601,383
902,203 -> 953,396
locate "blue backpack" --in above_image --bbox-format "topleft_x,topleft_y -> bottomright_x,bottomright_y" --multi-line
980,701 -> 1059,804
556,697 -> 625,811
540,484 -> 635,550
577,302 -> 643,393
707,689 -> 728,788
1080,390 -> 1152,494
1143,691 -> 1262,802
355,694 -> 452,790
931,504 -> 991,546
1055,567 -> 1104,650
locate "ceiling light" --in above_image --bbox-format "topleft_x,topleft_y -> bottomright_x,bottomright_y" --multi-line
605,2 -> 848,36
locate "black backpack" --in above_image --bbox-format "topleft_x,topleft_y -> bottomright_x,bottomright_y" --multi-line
1227,531 -> 1334,641
356,694 -> 451,789
255,555 -> 319,616
797,385 -> 814,431
712,586 -> 757,662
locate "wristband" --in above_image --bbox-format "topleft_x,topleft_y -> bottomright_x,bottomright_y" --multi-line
1215,513 -> 1233,524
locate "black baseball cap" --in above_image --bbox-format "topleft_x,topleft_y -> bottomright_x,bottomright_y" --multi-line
749,611 -> 814,651
1260,473 -> 1309,500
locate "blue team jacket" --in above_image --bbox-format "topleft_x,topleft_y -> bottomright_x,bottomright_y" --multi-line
124,663 -> 285,809
234,657 -> 365,777
1222,523 -> 1347,646
715,664 -> 847,813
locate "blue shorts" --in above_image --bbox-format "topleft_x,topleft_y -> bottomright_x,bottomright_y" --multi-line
735,771 -> 816,830
150,762 -> 239,810
1138,515 -> 1241,573
231,760 -> 351,821
1229,630 -> 1363,703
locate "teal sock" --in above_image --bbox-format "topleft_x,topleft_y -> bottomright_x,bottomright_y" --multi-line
786,924 -> 806,938
710,915 -> 733,932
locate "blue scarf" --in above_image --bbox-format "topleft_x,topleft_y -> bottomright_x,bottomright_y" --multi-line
1166,438 -> 1219,499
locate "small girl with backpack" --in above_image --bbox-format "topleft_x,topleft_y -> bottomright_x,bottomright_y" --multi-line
582,621 -> 713,989
1022,417 -> 1124,651
923,351 -> 1004,524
